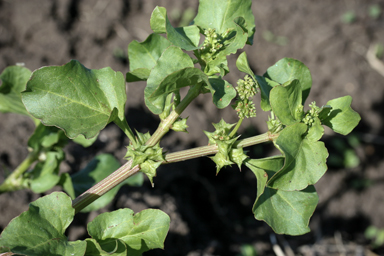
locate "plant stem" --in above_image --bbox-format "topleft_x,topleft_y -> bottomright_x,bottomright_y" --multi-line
229,118 -> 244,138
0,153 -> 37,193
145,84 -> 202,147
72,131 -> 278,212
72,159 -> 139,213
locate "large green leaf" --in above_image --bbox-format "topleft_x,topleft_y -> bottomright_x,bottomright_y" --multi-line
22,60 -> 128,139
69,154 -> 143,212
246,157 -> 318,235
270,79 -> 302,126
268,123 -> 329,191
87,208 -> 170,256
264,58 -> 312,105
0,65 -> 32,116
254,185 -> 318,235
319,95 -> 361,135
144,46 -> 195,114
150,6 -> 200,51
0,192 -> 86,255
193,0 -> 255,44
127,33 -> 172,82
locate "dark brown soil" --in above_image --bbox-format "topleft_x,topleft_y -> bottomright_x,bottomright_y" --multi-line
1,0 -> 384,255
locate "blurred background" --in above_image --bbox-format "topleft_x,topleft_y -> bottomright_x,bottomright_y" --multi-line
1,0 -> 384,255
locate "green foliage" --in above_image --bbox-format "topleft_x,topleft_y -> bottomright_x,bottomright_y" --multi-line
246,157 -> 318,235
0,0 -> 362,254
341,11 -> 357,24
0,65 -> 32,117
365,226 -> 384,248
0,193 -> 169,256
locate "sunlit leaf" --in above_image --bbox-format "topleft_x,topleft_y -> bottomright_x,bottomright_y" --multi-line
22,60 -> 128,139
264,58 -> 312,106
144,46 -> 195,114
268,123 -> 329,191
246,157 -> 318,235
88,208 -> 170,256
127,33 -> 172,83
193,0 -> 255,44
319,95 -> 361,135
270,79 -> 302,126
0,192 -> 86,255
150,6 -> 200,51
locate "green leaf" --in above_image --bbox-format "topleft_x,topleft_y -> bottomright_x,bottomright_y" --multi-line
268,123 -> 329,191
306,117 -> 324,141
264,58 -> 312,105
84,238 -> 127,256
126,68 -> 151,82
58,173 -> 75,199
147,67 -> 210,108
270,79 -> 302,126
236,52 -> 255,77
144,46 -> 195,114
193,0 -> 255,44
150,6 -> 167,33
21,60 -> 128,139
215,17 -> 249,58
255,75 -> 279,111
29,150 -> 65,193
246,157 -> 318,235
0,192 -> 87,255
0,65 -> 32,116
87,208 -> 170,256
70,154 -> 144,212
150,7 -> 200,51
254,186 -> 318,235
72,134 -> 98,148
319,95 -> 361,135
245,156 -> 285,203
27,122 -> 68,153
208,77 -> 236,109
127,33 -> 172,82
204,54 -> 229,77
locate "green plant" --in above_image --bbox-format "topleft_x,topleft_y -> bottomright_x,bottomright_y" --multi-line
365,226 -> 384,248
368,4 -> 382,20
341,10 -> 357,24
0,0 -> 361,255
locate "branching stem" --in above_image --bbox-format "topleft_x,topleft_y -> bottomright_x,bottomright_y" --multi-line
72,131 -> 279,213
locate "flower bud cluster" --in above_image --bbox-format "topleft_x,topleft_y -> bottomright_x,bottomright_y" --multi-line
233,75 -> 259,118
303,101 -> 320,126
201,28 -> 223,54
234,100 -> 256,119
236,75 -> 258,100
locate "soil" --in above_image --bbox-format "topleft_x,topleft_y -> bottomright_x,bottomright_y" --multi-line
1,0 -> 384,255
